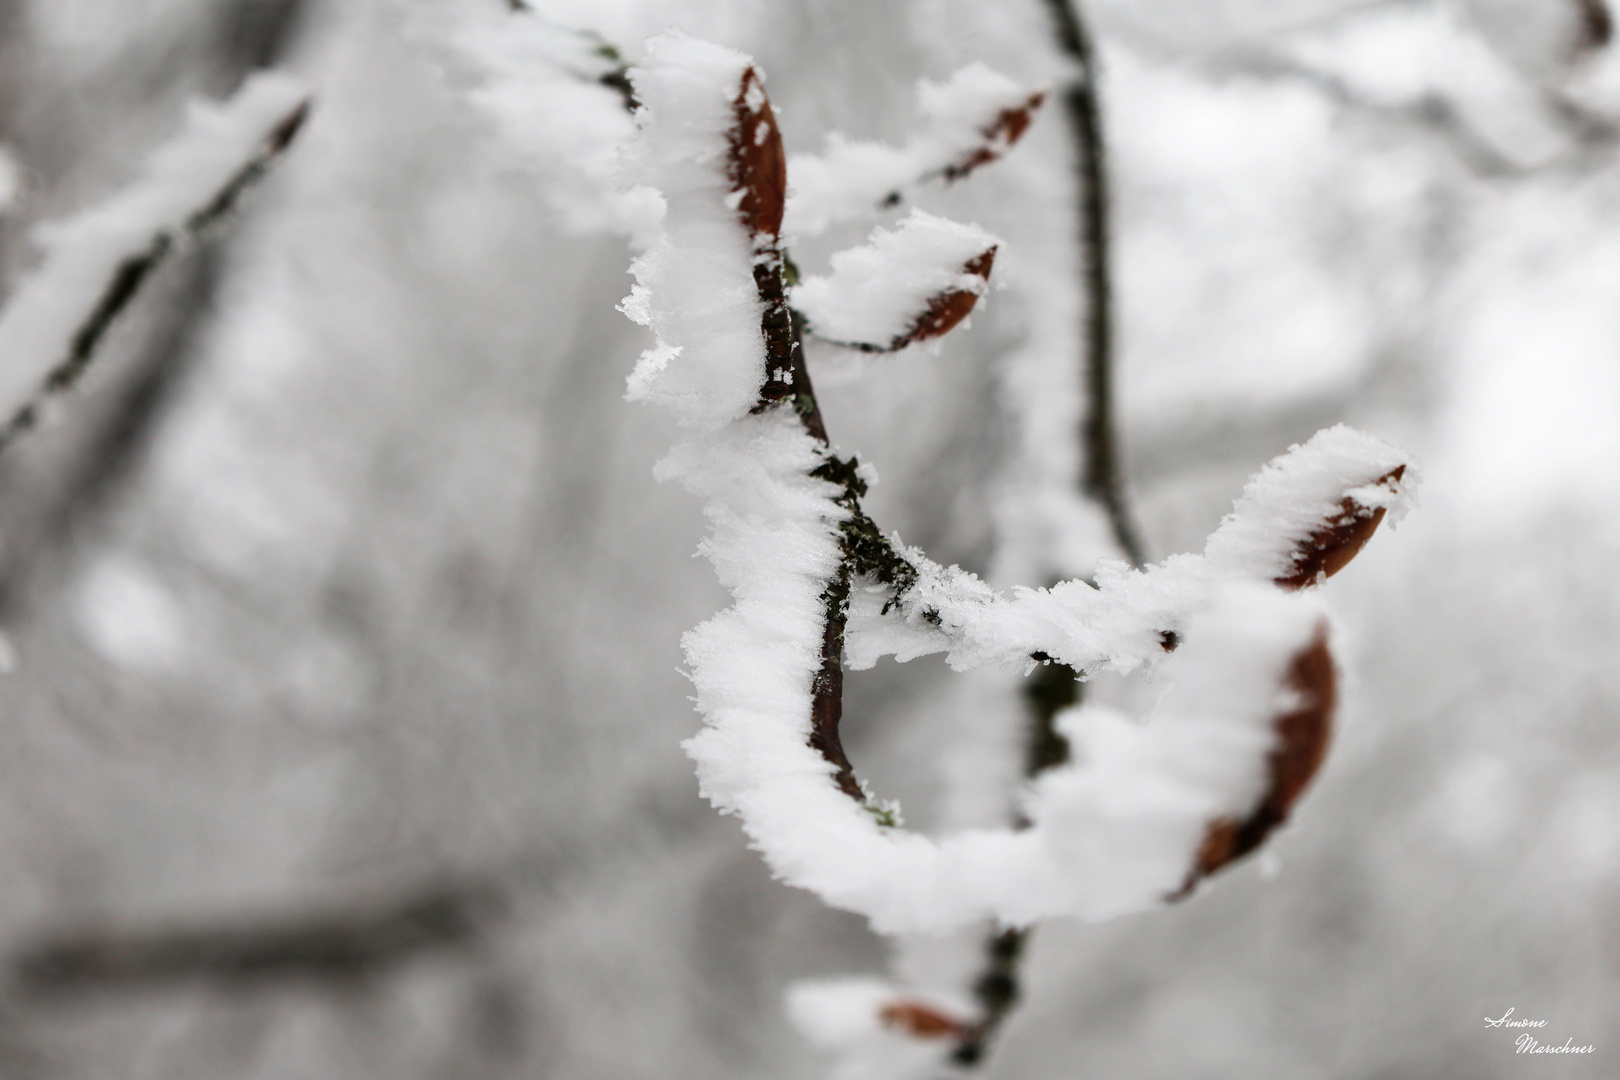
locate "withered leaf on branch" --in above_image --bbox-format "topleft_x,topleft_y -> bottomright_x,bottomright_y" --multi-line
1172,624 -> 1336,899
879,999 -> 972,1041
1275,465 -> 1406,590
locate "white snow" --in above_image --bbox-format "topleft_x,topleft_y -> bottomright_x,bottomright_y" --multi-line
0,71 -> 309,435
791,209 -> 996,349
620,32 -> 769,428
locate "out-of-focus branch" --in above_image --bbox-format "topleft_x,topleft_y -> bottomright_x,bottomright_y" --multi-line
1216,48 -> 1523,177
1212,30 -> 1620,176
214,0 -> 309,75
0,77 -> 310,456
1045,0 -> 1147,569
957,2 -> 1145,1065
9,880 -> 503,997
950,927 -> 1027,1067
0,8 -> 310,614
947,654 -> 1078,1067
501,0 -> 637,111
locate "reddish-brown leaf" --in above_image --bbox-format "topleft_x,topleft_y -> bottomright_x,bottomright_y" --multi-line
1172,623 -> 1336,899
879,1000 -> 971,1040
887,247 -> 996,350
1275,465 -> 1406,591
940,92 -> 1047,182
727,67 -> 787,242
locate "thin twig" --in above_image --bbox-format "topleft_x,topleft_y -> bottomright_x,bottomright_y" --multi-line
758,271 -> 895,812
725,64 -> 938,816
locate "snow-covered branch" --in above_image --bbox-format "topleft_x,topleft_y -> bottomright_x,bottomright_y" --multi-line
0,72 -> 310,453
623,29 -> 1418,939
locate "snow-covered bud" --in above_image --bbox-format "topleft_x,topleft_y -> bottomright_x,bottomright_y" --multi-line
1274,464 -> 1407,590
622,33 -> 783,427
792,209 -> 998,352
787,978 -> 972,1080
1203,425 -> 1417,590
1173,621 -> 1336,898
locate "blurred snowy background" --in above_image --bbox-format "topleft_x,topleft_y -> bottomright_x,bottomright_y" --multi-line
0,0 -> 1617,1076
